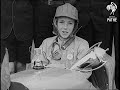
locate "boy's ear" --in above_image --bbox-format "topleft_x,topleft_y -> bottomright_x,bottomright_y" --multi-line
72,24 -> 82,36
52,26 -> 58,35
53,18 -> 57,28
52,18 -> 58,35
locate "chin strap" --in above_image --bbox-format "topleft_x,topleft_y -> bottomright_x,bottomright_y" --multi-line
61,36 -> 75,50
60,26 -> 83,50
51,36 -> 75,60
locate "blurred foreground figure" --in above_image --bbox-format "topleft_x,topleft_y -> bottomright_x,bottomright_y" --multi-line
1,0 -> 33,73
1,48 -> 29,90
1,48 -> 10,90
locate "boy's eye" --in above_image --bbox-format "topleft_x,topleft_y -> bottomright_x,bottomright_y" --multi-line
68,22 -> 73,24
59,21 -> 64,23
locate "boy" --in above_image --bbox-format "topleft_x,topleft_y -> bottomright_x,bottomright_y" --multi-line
33,3 -> 89,69
26,3 -> 97,89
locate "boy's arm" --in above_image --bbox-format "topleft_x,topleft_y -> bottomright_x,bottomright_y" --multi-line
37,39 -> 50,66
77,41 -> 89,61
70,41 -> 89,70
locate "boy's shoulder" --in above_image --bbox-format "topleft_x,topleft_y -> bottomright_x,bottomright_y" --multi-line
74,36 -> 89,48
43,36 -> 57,43
75,36 -> 88,44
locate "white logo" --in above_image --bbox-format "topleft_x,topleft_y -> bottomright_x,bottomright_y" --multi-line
106,2 -> 117,22
106,2 -> 117,15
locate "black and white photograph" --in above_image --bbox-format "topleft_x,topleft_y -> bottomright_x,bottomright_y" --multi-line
1,0 -> 119,90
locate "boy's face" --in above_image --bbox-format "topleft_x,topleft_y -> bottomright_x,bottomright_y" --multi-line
57,17 -> 75,39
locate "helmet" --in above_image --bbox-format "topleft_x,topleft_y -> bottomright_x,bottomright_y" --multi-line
55,3 -> 78,20
53,3 -> 79,36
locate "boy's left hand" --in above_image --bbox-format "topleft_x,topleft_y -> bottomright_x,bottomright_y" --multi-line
41,60 -> 50,66
42,51 -> 50,66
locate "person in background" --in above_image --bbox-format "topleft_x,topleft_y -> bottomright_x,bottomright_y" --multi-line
33,0 -> 54,48
73,0 -> 119,89
1,0 -> 33,73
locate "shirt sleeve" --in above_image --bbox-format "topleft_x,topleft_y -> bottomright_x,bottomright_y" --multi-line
38,39 -> 47,52
38,39 -> 49,63
76,40 -> 89,60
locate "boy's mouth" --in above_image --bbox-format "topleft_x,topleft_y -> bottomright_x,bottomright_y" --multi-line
62,31 -> 68,34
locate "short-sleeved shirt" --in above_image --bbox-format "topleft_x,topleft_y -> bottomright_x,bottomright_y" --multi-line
39,36 -> 89,69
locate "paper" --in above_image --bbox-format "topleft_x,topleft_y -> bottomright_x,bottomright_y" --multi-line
70,42 -> 108,71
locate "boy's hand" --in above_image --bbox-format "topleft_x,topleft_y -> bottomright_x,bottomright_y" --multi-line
42,51 -> 50,66
41,61 -> 49,66
31,50 -> 50,68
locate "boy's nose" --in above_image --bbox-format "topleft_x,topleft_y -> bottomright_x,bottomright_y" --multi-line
64,24 -> 68,29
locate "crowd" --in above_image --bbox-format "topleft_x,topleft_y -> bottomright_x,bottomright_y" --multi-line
1,0 -> 119,90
